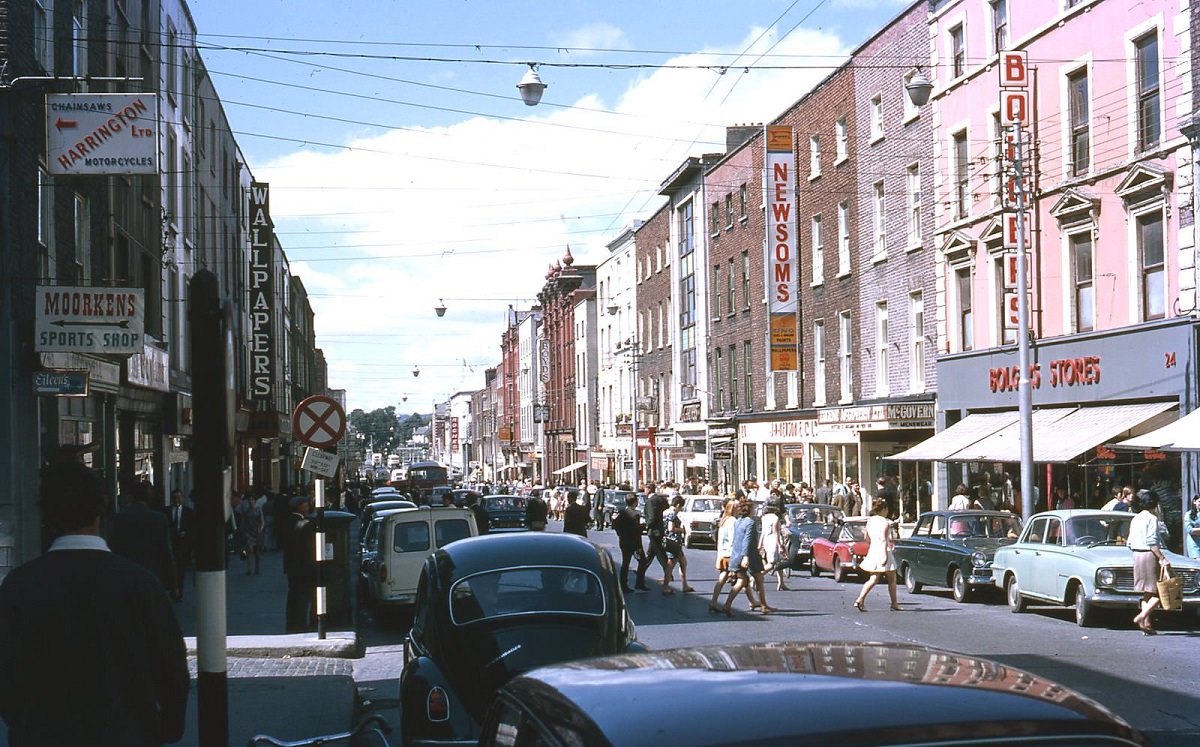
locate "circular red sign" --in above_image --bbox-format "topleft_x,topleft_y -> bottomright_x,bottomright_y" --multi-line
291,395 -> 347,448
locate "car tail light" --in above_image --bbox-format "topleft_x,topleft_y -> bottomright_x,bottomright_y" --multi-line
378,565 -> 387,581
427,686 -> 450,722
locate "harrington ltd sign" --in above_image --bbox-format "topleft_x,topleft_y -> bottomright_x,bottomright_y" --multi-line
46,94 -> 159,176
35,286 -> 145,355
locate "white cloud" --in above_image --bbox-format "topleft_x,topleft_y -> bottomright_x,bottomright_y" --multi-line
265,24 -> 852,412
554,23 -> 632,54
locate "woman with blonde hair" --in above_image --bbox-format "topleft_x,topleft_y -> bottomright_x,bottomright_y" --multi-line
709,495 -> 747,613
853,497 -> 899,612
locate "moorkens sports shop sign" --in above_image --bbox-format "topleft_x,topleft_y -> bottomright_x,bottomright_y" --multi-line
35,286 -> 145,356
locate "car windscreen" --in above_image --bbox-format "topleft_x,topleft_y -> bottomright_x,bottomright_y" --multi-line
1066,514 -> 1131,545
449,566 -> 606,624
789,506 -> 844,525
485,496 -> 526,511
688,498 -> 723,512
947,514 -> 1023,539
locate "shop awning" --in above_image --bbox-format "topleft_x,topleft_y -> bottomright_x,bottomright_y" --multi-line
552,461 -> 587,475
887,412 -> 1017,461
1114,407 -> 1200,452
888,402 -> 1175,463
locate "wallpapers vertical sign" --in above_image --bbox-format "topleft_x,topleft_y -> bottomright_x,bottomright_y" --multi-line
765,125 -> 798,371
249,182 -> 275,403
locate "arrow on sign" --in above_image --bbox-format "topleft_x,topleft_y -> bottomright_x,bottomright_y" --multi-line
50,319 -> 130,328
55,117 -> 78,130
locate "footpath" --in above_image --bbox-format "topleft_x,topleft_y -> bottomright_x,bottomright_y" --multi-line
172,546 -> 360,747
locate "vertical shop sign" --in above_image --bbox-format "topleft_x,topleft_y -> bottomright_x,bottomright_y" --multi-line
765,125 -> 798,371
249,182 -> 275,403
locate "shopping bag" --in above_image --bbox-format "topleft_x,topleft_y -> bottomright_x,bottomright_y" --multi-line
1156,565 -> 1183,611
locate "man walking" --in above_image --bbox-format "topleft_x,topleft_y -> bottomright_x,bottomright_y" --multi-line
0,459 -> 189,745
167,489 -> 194,601
612,493 -> 648,592
109,479 -> 178,600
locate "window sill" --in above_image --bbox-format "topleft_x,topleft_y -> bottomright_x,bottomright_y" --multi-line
811,279 -> 824,289
903,112 -> 920,126
870,133 -> 884,146
837,270 -> 852,280
835,155 -> 848,167
906,242 -> 923,254
871,250 -> 887,265
809,172 -> 821,182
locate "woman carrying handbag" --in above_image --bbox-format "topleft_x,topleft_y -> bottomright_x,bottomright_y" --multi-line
1130,490 -> 1170,635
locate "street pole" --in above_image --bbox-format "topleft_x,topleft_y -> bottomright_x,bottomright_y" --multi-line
1012,123 -> 1035,519
313,478 -> 327,639
189,270 -> 232,747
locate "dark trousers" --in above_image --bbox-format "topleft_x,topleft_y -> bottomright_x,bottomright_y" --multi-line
171,542 -> 191,598
286,576 -> 316,632
620,543 -> 646,589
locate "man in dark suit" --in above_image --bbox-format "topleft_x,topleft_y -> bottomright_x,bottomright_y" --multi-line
612,493 -> 649,592
166,489 -> 195,601
109,479 -> 178,599
0,458 -> 189,745
283,494 -> 318,633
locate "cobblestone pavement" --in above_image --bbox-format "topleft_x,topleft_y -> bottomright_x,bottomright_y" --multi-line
187,654 -> 355,678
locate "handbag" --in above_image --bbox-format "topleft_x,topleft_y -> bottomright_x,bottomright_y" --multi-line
1157,565 -> 1183,611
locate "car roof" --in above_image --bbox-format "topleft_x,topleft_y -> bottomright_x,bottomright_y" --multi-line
431,533 -> 607,579
919,510 -> 1018,518
500,641 -> 1141,746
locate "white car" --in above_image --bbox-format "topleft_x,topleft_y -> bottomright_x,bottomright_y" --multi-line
677,496 -> 725,548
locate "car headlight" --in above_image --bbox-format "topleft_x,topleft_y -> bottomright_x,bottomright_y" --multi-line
1096,568 -> 1116,587
971,551 -> 988,569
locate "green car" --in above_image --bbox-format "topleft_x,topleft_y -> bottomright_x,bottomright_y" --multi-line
893,510 -> 1022,603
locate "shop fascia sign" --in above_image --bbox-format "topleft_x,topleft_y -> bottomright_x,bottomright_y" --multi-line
35,286 -> 145,355
817,403 -> 935,430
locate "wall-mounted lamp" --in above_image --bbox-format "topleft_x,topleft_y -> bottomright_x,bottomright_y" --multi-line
412,366 -> 421,378
434,299 -> 447,317
905,68 -> 933,107
517,64 -> 547,107
606,304 -> 619,316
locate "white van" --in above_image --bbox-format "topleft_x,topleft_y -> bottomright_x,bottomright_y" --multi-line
366,506 -> 478,608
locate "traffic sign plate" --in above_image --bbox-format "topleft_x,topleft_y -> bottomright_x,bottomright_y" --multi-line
292,395 -> 346,448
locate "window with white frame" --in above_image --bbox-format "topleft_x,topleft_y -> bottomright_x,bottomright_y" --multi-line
1070,230 -> 1094,332
712,264 -> 722,318
72,0 -> 88,81
74,194 -> 91,284
1138,209 -> 1165,320
839,311 -> 853,402
813,320 -> 826,406
1067,68 -> 1090,177
811,214 -> 824,283
743,341 -> 752,408
906,165 -> 921,247
725,193 -> 734,228
741,251 -> 751,309
34,0 -> 53,71
729,344 -> 738,410
838,201 -> 851,274
727,258 -> 736,314
1134,32 -> 1161,152
909,292 -> 925,392
739,183 -> 748,219
710,202 -> 721,235
810,135 -> 821,178
38,167 -> 55,280
714,348 -> 724,410
953,130 -> 970,220
902,71 -> 920,120
991,112 -> 1004,206
870,94 -> 884,141
872,181 -> 886,259
990,0 -> 1009,55
955,265 -> 973,351
875,301 -> 889,397
992,252 -> 1016,345
950,23 -> 966,78
166,22 -> 178,103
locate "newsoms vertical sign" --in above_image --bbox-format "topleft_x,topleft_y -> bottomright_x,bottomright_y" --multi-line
765,125 -> 798,371
249,183 -> 275,403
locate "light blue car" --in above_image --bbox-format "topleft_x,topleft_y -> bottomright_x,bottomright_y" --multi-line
991,509 -> 1200,627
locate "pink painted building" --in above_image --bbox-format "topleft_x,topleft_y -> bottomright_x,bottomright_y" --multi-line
908,0 -> 1198,535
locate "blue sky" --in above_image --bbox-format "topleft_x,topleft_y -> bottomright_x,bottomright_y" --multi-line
187,0 -> 911,413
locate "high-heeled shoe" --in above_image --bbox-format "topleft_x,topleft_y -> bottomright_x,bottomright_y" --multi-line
853,599 -> 866,612
760,605 -> 778,614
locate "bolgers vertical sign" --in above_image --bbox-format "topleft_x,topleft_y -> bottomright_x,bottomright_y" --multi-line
765,125 -> 798,371
249,183 -> 275,403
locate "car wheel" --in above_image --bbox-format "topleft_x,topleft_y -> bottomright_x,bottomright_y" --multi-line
810,557 -> 821,577
1006,576 -> 1027,613
903,564 -> 922,594
1073,584 -> 1095,627
833,556 -> 847,583
951,568 -> 970,603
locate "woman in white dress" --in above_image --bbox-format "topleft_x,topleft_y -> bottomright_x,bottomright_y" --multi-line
759,502 -> 790,591
853,498 -> 899,612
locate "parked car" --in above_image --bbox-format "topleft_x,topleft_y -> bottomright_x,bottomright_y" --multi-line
358,507 -> 409,606
992,509 -> 1200,627
676,496 -> 724,547
365,506 -> 478,609
784,503 -> 845,571
357,499 -> 417,548
366,486 -> 407,504
480,494 -> 528,532
399,532 -> 645,746
809,517 -> 869,582
893,510 -> 1022,603
476,641 -> 1147,747
450,488 -> 482,507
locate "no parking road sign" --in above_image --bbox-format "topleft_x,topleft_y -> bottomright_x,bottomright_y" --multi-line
292,395 -> 346,449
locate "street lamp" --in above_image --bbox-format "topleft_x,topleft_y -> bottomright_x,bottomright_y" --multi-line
905,68 -> 933,108
517,63 -> 548,106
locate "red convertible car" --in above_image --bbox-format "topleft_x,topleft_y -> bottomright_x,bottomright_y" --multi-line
809,517 -> 870,582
